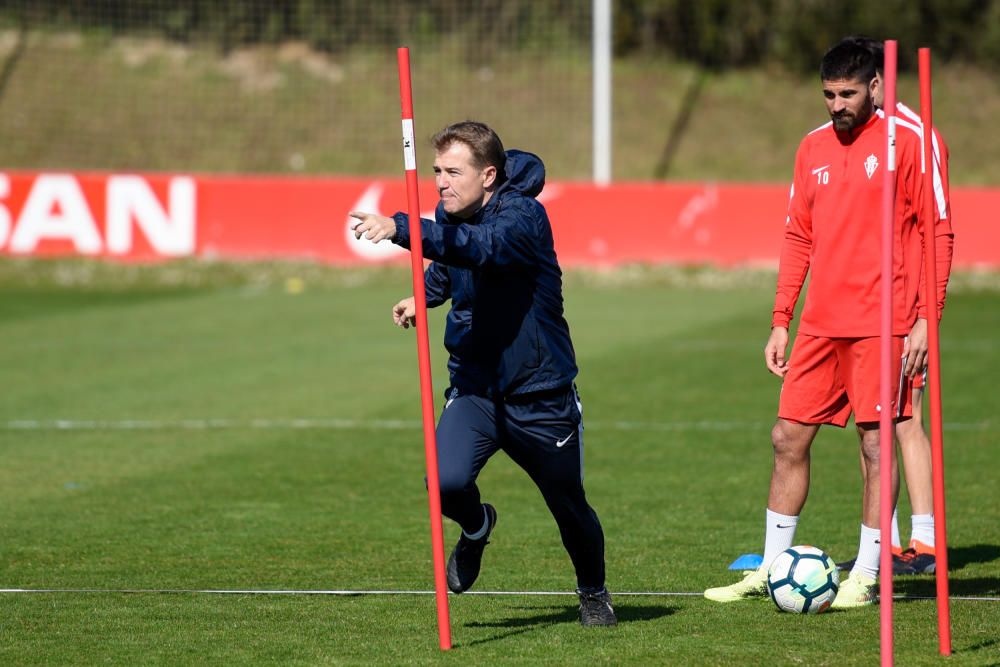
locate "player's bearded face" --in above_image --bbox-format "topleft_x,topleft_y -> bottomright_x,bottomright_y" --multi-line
823,77 -> 876,133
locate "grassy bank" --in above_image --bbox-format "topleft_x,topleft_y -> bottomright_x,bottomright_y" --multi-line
0,31 -> 997,184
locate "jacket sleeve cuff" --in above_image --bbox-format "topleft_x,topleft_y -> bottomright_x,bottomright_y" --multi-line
391,212 -> 411,248
771,312 -> 791,329
916,306 -> 944,322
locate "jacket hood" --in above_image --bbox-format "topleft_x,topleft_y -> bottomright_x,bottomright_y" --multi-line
497,149 -> 545,200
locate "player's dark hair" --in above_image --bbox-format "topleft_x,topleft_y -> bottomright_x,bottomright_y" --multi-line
842,35 -> 885,74
820,40 -> 877,83
432,121 -> 506,176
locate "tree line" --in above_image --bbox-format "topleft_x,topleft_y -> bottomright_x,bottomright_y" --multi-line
1,0 -> 997,70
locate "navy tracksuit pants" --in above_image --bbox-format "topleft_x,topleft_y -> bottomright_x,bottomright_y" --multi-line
435,385 -> 606,591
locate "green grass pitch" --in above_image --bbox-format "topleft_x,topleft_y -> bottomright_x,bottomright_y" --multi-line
0,262 -> 997,665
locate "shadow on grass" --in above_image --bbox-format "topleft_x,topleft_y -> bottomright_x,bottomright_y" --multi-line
948,543 -> 1000,571
964,637 -> 999,651
889,543 -> 1000,601
960,637 -> 999,659
895,576 -> 1000,599
461,602 -> 676,646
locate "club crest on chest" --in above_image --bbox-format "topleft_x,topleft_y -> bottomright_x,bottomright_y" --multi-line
864,154 -> 879,179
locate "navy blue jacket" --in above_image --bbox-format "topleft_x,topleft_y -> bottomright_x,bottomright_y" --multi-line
392,150 -> 577,398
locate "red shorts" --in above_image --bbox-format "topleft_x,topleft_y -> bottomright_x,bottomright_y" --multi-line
778,334 -> 913,427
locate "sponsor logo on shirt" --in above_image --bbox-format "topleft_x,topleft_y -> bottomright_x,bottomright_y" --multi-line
812,165 -> 830,185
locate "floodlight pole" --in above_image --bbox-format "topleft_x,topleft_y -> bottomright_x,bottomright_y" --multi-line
397,46 -> 452,652
918,46 -> 952,657
592,0 -> 612,185
879,39 -> 898,667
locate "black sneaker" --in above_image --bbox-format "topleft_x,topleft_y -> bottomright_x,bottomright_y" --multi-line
446,504 -> 497,594
578,588 -> 617,627
838,553 -> 919,575
894,548 -> 936,575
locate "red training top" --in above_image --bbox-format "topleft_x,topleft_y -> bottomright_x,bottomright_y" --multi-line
772,110 -> 952,337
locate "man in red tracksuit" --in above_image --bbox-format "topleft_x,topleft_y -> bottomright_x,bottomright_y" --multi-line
704,40 -> 953,608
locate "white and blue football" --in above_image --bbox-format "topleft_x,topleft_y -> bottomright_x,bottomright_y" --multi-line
767,545 -> 839,614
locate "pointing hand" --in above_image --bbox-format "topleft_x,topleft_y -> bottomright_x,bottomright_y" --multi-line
349,211 -> 397,244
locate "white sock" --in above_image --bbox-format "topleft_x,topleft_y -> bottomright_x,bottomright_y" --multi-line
911,514 -> 935,548
851,523 -> 881,580
763,509 -> 799,569
462,506 -> 490,540
891,508 -> 901,549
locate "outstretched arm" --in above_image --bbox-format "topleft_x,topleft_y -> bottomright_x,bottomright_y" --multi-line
351,205 -> 540,269
391,202 -> 540,269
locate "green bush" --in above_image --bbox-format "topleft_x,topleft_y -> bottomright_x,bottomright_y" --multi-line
615,0 -> 999,71
0,0 -> 996,68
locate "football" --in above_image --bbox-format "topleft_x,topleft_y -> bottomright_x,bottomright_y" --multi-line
767,545 -> 839,613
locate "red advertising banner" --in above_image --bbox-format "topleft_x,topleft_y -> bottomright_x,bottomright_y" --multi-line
1,171 -> 997,268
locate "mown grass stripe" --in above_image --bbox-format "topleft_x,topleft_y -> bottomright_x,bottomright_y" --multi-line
2,588 -> 996,602
2,418 -> 995,432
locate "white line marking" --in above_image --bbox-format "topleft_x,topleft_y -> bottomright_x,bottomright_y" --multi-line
2,419 -> 994,432
0,588 -> 995,601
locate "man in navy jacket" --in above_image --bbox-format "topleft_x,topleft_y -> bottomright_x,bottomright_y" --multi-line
350,121 -> 615,626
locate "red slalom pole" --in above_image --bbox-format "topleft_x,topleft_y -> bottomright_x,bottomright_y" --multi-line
879,39 -> 898,667
918,47 -> 952,656
396,46 -> 452,651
